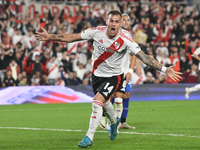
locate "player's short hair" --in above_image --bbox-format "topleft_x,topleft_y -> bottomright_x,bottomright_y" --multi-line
122,13 -> 131,20
108,10 -> 122,18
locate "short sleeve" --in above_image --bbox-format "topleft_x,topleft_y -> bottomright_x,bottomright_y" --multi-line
194,47 -> 200,55
81,28 -> 98,40
126,40 -> 141,55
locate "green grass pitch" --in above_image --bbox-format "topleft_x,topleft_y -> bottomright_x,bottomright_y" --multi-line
0,100 -> 200,150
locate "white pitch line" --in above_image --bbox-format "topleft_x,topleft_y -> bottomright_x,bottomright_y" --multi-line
0,126 -> 199,138
0,107 -> 91,112
0,105 -> 175,112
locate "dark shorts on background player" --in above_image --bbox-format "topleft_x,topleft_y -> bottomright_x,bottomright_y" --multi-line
115,77 -> 126,94
92,73 -> 124,101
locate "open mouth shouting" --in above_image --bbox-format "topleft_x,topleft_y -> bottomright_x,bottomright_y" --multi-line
110,27 -> 115,34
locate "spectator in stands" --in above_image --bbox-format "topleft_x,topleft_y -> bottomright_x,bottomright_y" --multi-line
2,35 -> 11,50
14,44 -> 27,72
73,71 -> 82,85
31,71 -> 41,86
61,71 -> 79,86
40,74 -> 49,85
2,70 -> 16,87
182,63 -> 198,83
0,49 -> 12,81
12,28 -> 23,46
26,54 -> 43,76
6,59 -> 20,80
18,77 -> 28,86
61,51 -> 71,73
47,55 -> 59,85
179,48 -> 190,72
15,73 -> 22,86
73,58 -> 87,82
54,44 -> 62,60
55,65 -> 68,86
144,72 -> 155,84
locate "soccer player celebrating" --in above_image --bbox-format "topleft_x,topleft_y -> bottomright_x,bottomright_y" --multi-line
185,47 -> 200,99
35,10 -> 182,148
100,14 -> 141,130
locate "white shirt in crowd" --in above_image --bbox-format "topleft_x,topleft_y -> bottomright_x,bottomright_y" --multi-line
47,59 -> 59,79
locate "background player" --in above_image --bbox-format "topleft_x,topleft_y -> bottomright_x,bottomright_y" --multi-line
117,14 -> 142,129
35,10 -> 182,148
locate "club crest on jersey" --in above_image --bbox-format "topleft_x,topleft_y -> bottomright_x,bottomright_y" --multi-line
114,42 -> 121,49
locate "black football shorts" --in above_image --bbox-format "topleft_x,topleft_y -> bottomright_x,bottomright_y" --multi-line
92,73 -> 124,101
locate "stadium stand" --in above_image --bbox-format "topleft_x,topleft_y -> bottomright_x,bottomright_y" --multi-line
0,0 -> 199,87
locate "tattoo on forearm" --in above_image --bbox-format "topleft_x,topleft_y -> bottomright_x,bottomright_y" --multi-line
50,35 -> 63,41
58,35 -> 64,38
136,51 -> 162,71
50,36 -> 55,39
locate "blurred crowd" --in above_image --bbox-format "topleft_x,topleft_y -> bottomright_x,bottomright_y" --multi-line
0,0 -> 200,88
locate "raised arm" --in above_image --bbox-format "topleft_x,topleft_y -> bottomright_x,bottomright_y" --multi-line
135,51 -> 182,81
35,27 -> 82,43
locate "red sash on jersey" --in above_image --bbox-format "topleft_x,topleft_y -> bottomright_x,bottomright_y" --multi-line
78,42 -> 87,47
49,64 -> 58,74
67,44 -> 76,54
57,80 -> 62,85
57,72 -> 67,85
136,76 -> 143,84
92,37 -> 124,73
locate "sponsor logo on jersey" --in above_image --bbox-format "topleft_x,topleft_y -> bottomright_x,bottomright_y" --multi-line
97,45 -> 115,53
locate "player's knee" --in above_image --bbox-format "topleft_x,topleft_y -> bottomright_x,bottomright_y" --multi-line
115,98 -> 123,104
92,100 -> 103,109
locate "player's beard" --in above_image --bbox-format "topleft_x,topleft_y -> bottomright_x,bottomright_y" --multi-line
121,26 -> 128,30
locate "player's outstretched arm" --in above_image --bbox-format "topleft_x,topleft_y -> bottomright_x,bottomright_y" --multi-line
135,51 -> 182,81
35,27 -> 82,43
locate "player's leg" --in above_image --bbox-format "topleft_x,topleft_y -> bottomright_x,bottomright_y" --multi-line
100,78 -> 125,131
99,112 -> 106,130
100,74 -> 124,140
98,97 -> 114,130
78,92 -> 104,148
113,92 -> 124,119
102,75 -> 124,140
112,79 -> 126,119
119,91 -> 135,129
78,74 -> 122,147
185,84 -> 200,99
106,92 -> 123,131
105,78 -> 126,131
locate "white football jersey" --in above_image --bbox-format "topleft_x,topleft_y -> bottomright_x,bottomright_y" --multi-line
194,47 -> 200,70
81,26 -> 141,77
122,50 -> 130,75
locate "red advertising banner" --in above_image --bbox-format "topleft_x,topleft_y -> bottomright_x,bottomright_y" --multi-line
24,2 -> 117,19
